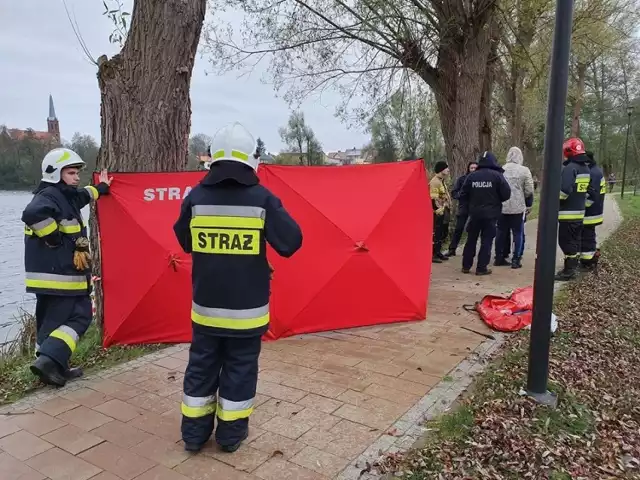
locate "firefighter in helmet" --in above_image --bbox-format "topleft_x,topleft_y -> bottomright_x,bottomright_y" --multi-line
555,138 -> 591,281
173,122 -> 303,453
22,148 -> 112,386
581,151 -> 605,270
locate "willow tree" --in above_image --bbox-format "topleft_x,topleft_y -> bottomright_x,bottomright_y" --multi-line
206,0 -> 496,177
90,0 -> 207,329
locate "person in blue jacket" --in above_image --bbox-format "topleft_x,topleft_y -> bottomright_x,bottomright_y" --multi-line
459,151 -> 511,275
173,122 -> 303,454
447,161 -> 478,256
22,148 -> 112,387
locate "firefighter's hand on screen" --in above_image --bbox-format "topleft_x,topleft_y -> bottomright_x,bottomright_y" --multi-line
99,169 -> 113,186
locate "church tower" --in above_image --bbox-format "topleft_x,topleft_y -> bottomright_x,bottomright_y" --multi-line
47,94 -> 60,143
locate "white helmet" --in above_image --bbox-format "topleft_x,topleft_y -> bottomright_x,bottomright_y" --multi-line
41,148 -> 86,184
209,122 -> 259,171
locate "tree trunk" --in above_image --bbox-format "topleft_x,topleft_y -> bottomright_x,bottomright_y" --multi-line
433,27 -> 493,180
91,0 -> 207,331
571,62 -> 587,137
479,33 -> 498,152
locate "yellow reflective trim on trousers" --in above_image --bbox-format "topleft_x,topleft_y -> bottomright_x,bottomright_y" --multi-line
50,330 -> 77,352
181,402 -> 216,418
86,185 -> 99,200
217,406 -> 253,421
191,310 -> 269,330
190,215 -> 264,229
25,279 -> 88,291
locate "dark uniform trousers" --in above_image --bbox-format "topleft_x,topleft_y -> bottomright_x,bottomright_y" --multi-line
462,217 -> 497,271
432,211 -> 449,254
558,221 -> 583,258
495,213 -> 525,260
182,328 -> 261,447
580,225 -> 597,261
35,294 -> 92,369
448,213 -> 468,252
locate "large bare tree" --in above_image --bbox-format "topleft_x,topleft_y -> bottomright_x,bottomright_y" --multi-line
206,0 -> 496,177
91,0 -> 207,329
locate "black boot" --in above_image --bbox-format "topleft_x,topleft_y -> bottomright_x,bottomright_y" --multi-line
494,257 -> 510,266
65,367 -> 84,379
219,431 -> 248,453
432,255 -> 443,264
30,355 -> 67,387
436,252 -> 449,261
555,257 -> 579,281
184,442 -> 205,453
511,257 -> 522,269
447,249 -> 457,257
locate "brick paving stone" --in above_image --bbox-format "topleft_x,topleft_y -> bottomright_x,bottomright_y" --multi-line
280,376 -> 347,399
308,370 -> 371,392
289,408 -> 341,431
89,472 -> 126,480
0,430 -> 54,461
246,425 -> 267,444
110,370 -> 153,386
56,406 -> 112,432
333,404 -> 398,430
26,448 -> 102,480
152,356 -> 187,371
91,419 -> 153,448
174,455 -> 257,480
290,446 -> 350,477
41,424 -> 104,455
0,417 -> 22,439
35,397 -> 79,417
128,412 -> 181,442
248,431 -> 306,459
87,379 -> 145,401
202,443 -> 271,472
0,451 -> 46,480
248,409 -> 276,427
79,442 -> 157,480
361,384 -> 420,405
353,360 -> 406,377
253,457 -> 329,480
128,392 -> 177,415
134,464 -> 192,480
296,394 -> 343,414
256,380 -> 307,403
61,389 -> 113,408
93,398 -> 144,422
131,437 -> 190,469
260,415 -> 315,440
258,399 -> 303,418
7,411 -> 67,437
364,373 -> 431,396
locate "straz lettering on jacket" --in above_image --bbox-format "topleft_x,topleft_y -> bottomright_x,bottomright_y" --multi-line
472,181 -> 493,188
190,205 -> 265,255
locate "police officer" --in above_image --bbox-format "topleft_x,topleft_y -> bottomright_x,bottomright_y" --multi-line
22,148 -> 112,387
459,151 -> 511,275
174,122 -> 303,453
580,151 -> 605,270
555,138 -> 591,281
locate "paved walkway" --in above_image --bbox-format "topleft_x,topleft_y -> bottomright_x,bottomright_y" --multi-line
0,199 -> 621,480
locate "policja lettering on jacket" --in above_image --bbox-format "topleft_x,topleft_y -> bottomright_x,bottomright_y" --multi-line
173,122 -> 303,454
472,181 -> 493,188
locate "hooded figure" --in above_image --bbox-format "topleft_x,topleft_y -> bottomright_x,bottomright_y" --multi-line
173,122 -> 303,454
447,161 -> 478,256
459,152 -> 511,275
494,147 -> 534,269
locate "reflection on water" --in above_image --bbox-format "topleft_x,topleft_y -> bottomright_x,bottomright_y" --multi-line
0,190 -> 88,346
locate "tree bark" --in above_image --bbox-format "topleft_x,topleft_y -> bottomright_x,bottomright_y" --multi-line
431,22 -> 494,180
479,33 -> 498,152
571,62 -> 587,137
91,0 -> 207,331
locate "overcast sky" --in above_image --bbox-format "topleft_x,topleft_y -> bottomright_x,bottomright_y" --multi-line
0,0 -> 370,153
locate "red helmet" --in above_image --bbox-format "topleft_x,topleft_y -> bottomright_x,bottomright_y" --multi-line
563,138 -> 585,158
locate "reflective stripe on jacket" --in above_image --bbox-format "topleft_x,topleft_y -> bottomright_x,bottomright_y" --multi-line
22,182 -> 109,295
584,162 -> 605,226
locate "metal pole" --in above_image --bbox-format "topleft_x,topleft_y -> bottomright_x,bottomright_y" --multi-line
526,0 -> 575,407
621,111 -> 632,199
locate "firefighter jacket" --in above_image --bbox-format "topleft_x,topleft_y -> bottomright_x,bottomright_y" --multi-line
22,181 -> 110,295
584,159 -> 605,226
429,175 -> 451,216
559,154 -> 591,222
173,161 -> 303,338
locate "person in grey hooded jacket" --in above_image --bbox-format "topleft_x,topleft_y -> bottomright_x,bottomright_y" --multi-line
494,147 -> 534,269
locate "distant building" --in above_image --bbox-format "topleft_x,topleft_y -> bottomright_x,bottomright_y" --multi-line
326,147 -> 371,165
0,95 -> 60,144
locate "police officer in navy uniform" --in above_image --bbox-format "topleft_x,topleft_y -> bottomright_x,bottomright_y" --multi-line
174,122 -> 303,453
555,138 -> 591,281
22,148 -> 112,387
459,151 -> 511,275
580,151 -> 605,270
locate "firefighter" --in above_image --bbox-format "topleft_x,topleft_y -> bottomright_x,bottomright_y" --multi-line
22,148 -> 112,387
555,138 -> 591,281
173,122 -> 303,453
459,151 -> 511,275
430,161 -> 451,263
580,151 -> 605,270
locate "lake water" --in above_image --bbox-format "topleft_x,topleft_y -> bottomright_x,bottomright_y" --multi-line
0,190 -> 88,346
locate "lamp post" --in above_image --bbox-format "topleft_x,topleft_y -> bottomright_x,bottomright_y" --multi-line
621,105 -> 633,199
525,0 -> 575,407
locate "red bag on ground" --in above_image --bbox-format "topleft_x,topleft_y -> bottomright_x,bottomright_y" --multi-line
475,286 -> 534,332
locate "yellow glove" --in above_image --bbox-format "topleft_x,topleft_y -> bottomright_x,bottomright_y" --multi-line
73,237 -> 92,271
435,207 -> 445,216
